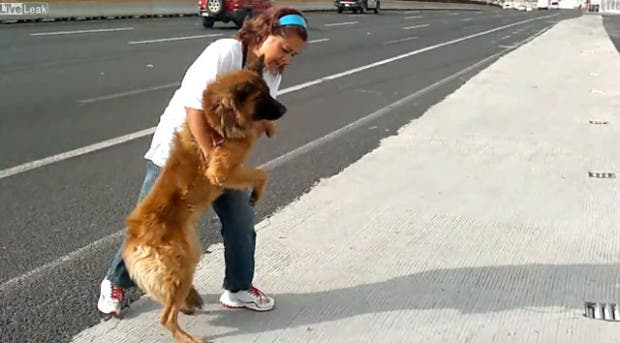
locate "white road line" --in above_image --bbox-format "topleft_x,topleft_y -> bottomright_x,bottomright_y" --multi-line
403,24 -> 430,30
262,51 -> 505,172
309,38 -> 330,44
30,27 -> 134,36
0,20 -> 555,293
519,25 -> 551,44
129,33 -> 223,45
404,15 -> 423,19
461,18 -> 473,22
78,82 -> 179,104
325,21 -> 358,27
500,35 -> 512,40
0,12 -> 558,181
384,36 -> 419,45
404,10 -> 420,14
0,128 -> 156,180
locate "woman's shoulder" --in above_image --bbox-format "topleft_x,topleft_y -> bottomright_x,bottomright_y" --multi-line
207,38 -> 242,53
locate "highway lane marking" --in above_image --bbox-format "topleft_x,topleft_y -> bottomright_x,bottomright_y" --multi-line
79,39 -> 330,103
325,21 -> 358,27
78,82 -> 179,104
384,36 -> 419,45
0,21 -> 556,293
1,12 -> 559,181
403,24 -> 430,30
309,38 -> 330,44
128,33 -> 223,44
30,27 -> 134,36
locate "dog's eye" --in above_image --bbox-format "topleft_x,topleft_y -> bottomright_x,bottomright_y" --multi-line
235,82 -> 255,101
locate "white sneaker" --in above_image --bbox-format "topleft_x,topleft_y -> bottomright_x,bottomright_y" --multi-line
220,286 -> 275,312
97,278 -> 125,318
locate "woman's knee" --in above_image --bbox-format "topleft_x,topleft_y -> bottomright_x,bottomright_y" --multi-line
213,190 -> 255,230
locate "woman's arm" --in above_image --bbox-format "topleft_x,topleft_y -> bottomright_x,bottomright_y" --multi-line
180,41 -> 236,160
186,107 -> 214,161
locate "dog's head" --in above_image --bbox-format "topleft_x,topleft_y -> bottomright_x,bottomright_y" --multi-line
202,56 -> 287,139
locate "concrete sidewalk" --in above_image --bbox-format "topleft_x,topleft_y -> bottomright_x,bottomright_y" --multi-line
73,14 -> 620,343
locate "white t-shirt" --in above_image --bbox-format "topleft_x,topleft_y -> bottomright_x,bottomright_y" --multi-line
144,38 -> 282,167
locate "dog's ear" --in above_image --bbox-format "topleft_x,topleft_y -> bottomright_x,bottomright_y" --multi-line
214,97 -> 245,139
245,55 -> 265,76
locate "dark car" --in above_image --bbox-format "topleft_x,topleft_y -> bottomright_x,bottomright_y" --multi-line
334,0 -> 380,14
199,0 -> 273,28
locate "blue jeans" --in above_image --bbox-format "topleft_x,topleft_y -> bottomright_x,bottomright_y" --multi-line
106,160 -> 256,292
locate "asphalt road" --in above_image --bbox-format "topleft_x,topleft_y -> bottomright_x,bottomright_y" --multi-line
0,7 -> 579,343
603,14 -> 620,52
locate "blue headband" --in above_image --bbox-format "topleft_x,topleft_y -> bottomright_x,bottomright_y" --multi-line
278,14 -> 307,29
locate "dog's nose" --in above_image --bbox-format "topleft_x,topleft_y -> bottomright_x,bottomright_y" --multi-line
276,102 -> 287,116
256,98 -> 287,121
268,99 -> 286,120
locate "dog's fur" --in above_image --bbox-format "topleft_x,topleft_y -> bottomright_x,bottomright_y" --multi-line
122,57 -> 286,343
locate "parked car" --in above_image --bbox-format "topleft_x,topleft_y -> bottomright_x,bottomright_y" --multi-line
514,3 -> 533,10
537,0 -> 549,9
199,0 -> 272,28
588,0 -> 602,11
334,0 -> 380,14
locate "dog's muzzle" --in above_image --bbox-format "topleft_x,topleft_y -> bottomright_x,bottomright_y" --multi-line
256,98 -> 287,121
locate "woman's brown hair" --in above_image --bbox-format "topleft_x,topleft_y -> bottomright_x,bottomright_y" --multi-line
237,7 -> 308,47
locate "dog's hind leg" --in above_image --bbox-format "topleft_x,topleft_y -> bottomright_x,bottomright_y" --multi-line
180,286 -> 203,315
159,302 -> 173,327
162,285 -> 205,343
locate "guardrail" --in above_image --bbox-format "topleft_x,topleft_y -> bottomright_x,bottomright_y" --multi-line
601,0 -> 620,13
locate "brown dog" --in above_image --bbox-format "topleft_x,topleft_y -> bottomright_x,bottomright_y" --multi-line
122,57 -> 286,343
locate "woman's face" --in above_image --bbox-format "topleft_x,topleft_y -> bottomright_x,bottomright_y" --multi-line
255,33 -> 306,73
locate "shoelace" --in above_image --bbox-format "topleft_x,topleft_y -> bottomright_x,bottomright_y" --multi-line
110,285 -> 125,301
248,286 -> 267,303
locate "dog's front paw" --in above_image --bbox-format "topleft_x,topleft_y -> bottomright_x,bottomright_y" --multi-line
206,170 -> 226,187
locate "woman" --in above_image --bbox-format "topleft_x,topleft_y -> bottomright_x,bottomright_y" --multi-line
98,7 -> 308,317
